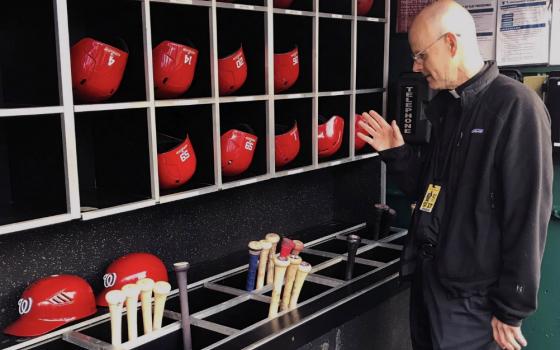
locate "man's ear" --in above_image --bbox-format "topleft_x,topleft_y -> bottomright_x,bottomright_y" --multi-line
446,32 -> 459,56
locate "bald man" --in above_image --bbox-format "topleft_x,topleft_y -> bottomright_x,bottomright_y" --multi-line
358,1 -> 552,350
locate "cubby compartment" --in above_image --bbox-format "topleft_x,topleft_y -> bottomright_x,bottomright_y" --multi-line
156,105 -> 215,195
355,92 -> 383,155
217,8 -> 265,96
0,1 -> 59,108
218,0 -> 265,6
314,261 -> 375,280
67,0 -> 146,104
319,19 -> 351,91
274,98 -> 312,171
204,299 -> 269,330
219,101 -> 268,182
357,0 -> 386,18
356,21 -> 385,89
318,96 -> 350,162
215,271 -> 249,291
274,0 -> 313,12
0,115 -> 67,225
319,0 -> 352,15
298,252 -> 332,266
134,324 -> 228,350
75,109 -> 152,211
150,3 -> 212,100
166,287 -> 236,315
310,238 -> 366,255
357,246 -> 401,263
264,280 -> 331,302
273,14 -> 312,94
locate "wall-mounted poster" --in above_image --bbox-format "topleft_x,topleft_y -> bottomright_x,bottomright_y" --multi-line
456,0 -> 498,61
396,0 -> 435,33
496,0 -> 550,66
550,0 -> 560,64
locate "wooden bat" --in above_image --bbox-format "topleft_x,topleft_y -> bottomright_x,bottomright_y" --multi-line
137,278 -> 155,334
105,290 -> 125,346
292,240 -> 304,256
153,281 -> 171,330
268,255 -> 290,318
265,233 -> 280,285
121,284 -> 140,341
173,262 -> 193,350
288,261 -> 312,309
280,255 -> 302,311
246,241 -> 262,291
256,239 -> 272,289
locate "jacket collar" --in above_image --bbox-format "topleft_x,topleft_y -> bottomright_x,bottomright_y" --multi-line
425,60 -> 499,124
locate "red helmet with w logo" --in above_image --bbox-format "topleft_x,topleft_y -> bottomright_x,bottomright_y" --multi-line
153,40 -> 199,99
96,253 -> 168,307
4,275 -> 97,337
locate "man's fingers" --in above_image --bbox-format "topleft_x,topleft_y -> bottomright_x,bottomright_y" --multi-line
361,112 -> 382,132
391,120 -> 405,145
512,327 -> 527,347
358,120 -> 380,139
368,110 -> 389,129
491,319 -> 504,348
496,324 -> 513,350
504,329 -> 521,350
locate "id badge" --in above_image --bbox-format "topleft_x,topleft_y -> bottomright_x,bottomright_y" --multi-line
419,184 -> 441,213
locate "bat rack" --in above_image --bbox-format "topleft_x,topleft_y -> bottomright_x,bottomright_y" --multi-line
55,223 -> 407,350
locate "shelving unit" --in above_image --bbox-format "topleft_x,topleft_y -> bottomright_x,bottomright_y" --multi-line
0,0 -> 389,235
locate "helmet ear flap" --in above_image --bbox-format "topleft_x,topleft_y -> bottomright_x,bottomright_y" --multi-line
275,121 -> 300,168
221,126 -> 259,176
218,46 -> 248,96
318,116 -> 345,158
274,46 -> 299,93
153,40 -> 199,99
157,133 -> 197,190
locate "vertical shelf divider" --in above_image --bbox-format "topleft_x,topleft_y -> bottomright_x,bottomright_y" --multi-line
210,0 -> 223,188
141,0 -> 160,202
54,0 -> 81,220
350,0 -> 358,159
311,0 -> 319,168
266,0 -> 275,176
380,0 -> 391,204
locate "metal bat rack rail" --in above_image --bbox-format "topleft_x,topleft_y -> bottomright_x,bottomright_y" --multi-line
8,223 -> 408,350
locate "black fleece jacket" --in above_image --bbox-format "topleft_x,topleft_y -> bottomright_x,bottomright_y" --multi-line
380,61 -> 553,326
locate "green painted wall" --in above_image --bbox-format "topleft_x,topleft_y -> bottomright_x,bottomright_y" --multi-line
523,154 -> 560,350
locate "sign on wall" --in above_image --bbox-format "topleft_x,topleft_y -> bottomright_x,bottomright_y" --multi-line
457,0 -> 498,61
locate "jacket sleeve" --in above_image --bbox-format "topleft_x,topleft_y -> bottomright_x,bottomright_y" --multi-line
378,143 -> 426,200
489,92 -> 553,326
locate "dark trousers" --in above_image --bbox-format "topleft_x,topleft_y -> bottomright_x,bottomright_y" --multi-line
410,257 -> 500,350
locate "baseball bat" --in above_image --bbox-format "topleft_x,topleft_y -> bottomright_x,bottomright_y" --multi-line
379,208 -> 397,238
137,278 -> 155,334
279,238 -> 295,258
268,256 -> 290,318
256,240 -> 272,289
121,284 -> 140,341
173,262 -> 193,350
265,233 -> 281,285
153,281 -> 171,330
246,241 -> 263,291
345,234 -> 361,280
105,290 -> 126,346
288,262 -> 312,309
280,255 -> 302,311
366,203 -> 387,240
291,240 -> 304,256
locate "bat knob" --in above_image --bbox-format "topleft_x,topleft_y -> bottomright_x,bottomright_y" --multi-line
259,240 -> 273,250
122,284 -> 140,299
173,261 -> 190,272
137,278 -> 155,292
265,233 -> 281,243
106,290 -> 126,305
292,240 -> 304,255
154,281 -> 172,296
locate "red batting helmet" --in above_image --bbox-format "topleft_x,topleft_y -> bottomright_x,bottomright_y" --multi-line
71,37 -> 128,103
96,253 -> 168,307
218,46 -> 248,96
275,122 -> 300,168
153,40 -> 199,99
318,115 -> 345,158
355,113 -> 367,151
4,275 -> 97,337
274,47 -> 299,93
221,124 -> 258,176
357,0 -> 374,16
274,0 -> 294,9
157,133 -> 197,190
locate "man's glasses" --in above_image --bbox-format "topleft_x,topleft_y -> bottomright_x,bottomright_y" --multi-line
411,32 -> 450,64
